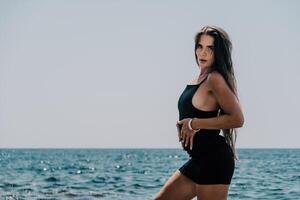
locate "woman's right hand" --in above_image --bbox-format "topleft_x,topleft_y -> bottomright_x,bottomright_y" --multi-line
177,119 -> 198,150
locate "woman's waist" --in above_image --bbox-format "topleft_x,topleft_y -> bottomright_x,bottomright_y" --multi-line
196,129 -> 221,135
179,111 -> 219,120
182,133 -> 226,149
187,135 -> 232,156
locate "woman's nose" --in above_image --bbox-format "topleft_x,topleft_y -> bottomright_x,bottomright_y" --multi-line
198,49 -> 207,57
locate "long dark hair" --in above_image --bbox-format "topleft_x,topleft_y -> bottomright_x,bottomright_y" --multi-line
194,25 -> 240,160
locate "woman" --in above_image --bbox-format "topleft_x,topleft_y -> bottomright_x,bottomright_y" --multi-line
153,26 -> 244,200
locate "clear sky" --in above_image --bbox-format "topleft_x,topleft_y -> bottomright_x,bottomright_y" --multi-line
1,0 -> 299,148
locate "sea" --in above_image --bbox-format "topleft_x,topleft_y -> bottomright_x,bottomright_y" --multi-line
0,148 -> 299,200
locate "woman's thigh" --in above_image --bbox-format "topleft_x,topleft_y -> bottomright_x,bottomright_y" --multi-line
153,169 -> 196,200
195,184 -> 229,200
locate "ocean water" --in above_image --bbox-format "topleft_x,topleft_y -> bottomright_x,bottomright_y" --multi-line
0,149 -> 299,200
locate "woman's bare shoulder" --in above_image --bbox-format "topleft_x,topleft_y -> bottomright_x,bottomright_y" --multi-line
207,71 -> 226,87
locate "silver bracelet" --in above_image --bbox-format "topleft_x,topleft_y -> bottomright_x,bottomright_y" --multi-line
188,118 -> 200,132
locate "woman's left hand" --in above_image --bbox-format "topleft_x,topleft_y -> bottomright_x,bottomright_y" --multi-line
177,118 -> 199,150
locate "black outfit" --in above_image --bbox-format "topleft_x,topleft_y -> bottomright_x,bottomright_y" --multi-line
177,76 -> 235,184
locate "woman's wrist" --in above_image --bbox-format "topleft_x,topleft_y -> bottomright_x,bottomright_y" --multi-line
188,118 -> 200,132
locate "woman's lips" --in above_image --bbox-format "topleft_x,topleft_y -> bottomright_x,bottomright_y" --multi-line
200,59 -> 207,63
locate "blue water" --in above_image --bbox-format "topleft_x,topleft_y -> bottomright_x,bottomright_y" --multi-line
0,149 -> 299,199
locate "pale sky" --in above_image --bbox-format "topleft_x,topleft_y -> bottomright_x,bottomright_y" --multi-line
1,0 -> 299,148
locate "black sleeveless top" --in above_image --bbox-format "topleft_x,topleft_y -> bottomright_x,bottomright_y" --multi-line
177,76 -> 235,184
177,76 -> 222,157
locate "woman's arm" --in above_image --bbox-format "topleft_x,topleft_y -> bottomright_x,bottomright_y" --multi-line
191,72 -> 244,130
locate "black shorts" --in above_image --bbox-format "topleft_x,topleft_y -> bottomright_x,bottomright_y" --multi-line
179,133 -> 235,184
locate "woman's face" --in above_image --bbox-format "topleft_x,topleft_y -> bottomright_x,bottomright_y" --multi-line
195,34 -> 215,70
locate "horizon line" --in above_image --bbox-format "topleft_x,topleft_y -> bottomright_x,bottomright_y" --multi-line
0,147 -> 299,150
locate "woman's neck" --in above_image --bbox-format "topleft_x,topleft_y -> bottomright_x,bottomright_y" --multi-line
199,68 -> 212,77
